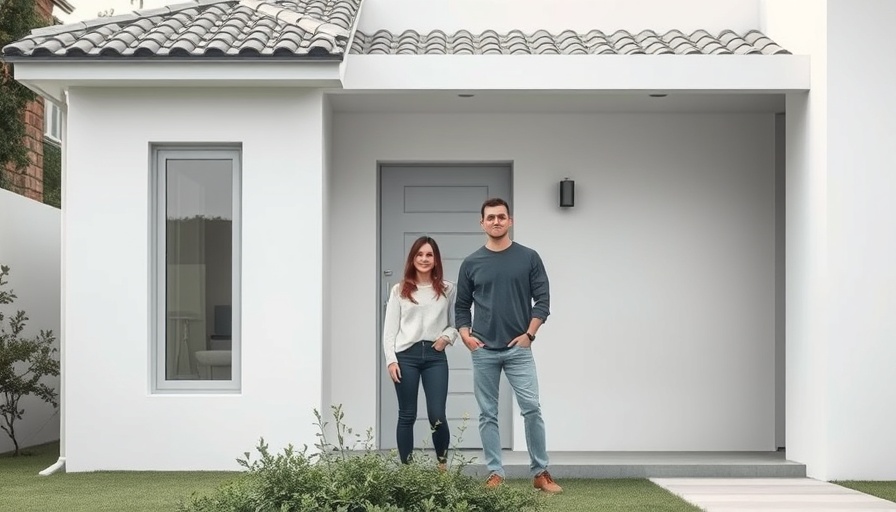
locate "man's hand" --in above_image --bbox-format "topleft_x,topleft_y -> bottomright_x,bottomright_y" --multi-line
388,362 -> 401,383
462,333 -> 485,352
507,333 -> 532,348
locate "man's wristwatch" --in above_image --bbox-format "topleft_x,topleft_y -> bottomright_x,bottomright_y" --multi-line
525,332 -> 536,342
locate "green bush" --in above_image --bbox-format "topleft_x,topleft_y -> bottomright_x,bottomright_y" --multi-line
178,405 -> 541,512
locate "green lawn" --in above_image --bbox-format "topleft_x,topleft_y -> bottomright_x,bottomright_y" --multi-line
3,442 -> 700,512
1,442 -> 237,512
506,478 -> 701,511
836,481 -> 896,504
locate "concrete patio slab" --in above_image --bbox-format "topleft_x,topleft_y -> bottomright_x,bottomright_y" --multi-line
652,478 -> 896,511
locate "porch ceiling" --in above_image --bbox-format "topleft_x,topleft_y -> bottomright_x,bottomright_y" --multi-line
328,91 -> 786,114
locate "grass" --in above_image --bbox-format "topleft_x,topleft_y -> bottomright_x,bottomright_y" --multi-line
3,442 -> 701,512
1,442 -> 237,512
836,481 -> 896,503
507,478 -> 701,511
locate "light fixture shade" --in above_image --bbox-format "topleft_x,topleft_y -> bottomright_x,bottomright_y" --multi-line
559,179 -> 575,208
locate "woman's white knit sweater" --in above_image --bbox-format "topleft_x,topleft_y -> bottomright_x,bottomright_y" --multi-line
382,281 -> 458,366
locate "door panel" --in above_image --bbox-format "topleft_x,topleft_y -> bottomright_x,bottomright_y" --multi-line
380,165 -> 512,450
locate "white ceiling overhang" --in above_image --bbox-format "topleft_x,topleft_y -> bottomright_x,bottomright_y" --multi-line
340,54 -> 810,92
10,60 -> 343,105
12,52 -> 809,108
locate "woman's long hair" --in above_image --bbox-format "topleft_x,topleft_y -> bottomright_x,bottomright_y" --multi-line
401,236 -> 447,303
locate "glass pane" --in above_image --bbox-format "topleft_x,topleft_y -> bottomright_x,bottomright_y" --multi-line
44,101 -> 60,138
52,108 -> 61,138
165,159 -> 233,381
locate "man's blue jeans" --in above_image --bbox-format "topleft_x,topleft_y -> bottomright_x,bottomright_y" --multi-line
471,345 -> 549,477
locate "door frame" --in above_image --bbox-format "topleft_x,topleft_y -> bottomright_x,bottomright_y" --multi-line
375,161 -> 515,450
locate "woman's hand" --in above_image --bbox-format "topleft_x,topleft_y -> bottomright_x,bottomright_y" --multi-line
433,336 -> 449,352
388,362 -> 401,383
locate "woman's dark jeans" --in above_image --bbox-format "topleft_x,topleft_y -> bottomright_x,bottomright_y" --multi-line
394,340 -> 449,464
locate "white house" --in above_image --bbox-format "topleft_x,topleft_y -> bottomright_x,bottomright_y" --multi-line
3,0 -> 895,480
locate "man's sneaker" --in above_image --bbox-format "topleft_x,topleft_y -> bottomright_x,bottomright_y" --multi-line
485,473 -> 504,488
533,471 -> 563,494
437,462 -> 447,473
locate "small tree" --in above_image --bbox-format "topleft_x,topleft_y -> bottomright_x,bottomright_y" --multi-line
0,265 -> 59,456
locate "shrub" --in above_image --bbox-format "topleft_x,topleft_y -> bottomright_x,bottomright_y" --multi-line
178,405 -> 541,512
0,265 -> 60,456
42,141 -> 61,208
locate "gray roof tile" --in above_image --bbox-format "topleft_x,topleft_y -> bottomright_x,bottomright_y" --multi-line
352,29 -> 791,56
2,0 -> 362,59
4,0 -> 792,63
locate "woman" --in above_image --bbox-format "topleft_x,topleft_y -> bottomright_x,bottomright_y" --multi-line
383,236 -> 457,467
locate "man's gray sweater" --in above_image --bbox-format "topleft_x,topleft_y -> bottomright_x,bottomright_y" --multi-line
455,242 -> 550,349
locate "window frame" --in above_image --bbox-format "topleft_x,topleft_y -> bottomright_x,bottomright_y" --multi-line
151,146 -> 242,393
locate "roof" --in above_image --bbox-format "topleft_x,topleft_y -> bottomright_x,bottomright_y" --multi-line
2,0 -> 792,60
2,0 -> 362,59
350,29 -> 790,56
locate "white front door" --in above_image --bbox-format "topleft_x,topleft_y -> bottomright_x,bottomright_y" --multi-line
379,164 -> 513,450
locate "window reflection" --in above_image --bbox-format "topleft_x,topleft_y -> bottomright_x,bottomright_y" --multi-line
165,159 -> 233,380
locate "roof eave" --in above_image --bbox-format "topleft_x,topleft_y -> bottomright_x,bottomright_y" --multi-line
10,59 -> 345,104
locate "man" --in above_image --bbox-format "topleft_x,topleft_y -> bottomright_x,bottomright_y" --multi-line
455,197 -> 562,494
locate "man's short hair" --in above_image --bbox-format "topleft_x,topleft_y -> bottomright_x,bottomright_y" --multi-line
481,197 -> 511,218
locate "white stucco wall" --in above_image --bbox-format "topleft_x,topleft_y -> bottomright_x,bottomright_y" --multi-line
764,0 -> 830,479
63,87 -> 325,471
328,111 -> 777,451
0,189 -> 61,454
358,0 -> 762,34
825,0 -> 896,480
766,0 -> 896,480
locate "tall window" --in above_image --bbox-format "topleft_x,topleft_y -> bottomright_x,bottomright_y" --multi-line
44,99 -> 62,143
153,147 -> 240,391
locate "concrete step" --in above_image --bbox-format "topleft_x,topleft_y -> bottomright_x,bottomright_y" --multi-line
444,450 -> 807,479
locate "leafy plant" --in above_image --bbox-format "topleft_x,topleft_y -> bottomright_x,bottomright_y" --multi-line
0,0 -> 46,192
42,140 -> 60,208
0,265 -> 60,455
178,404 -> 542,512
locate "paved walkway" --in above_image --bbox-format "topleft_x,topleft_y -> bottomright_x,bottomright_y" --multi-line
652,478 -> 896,511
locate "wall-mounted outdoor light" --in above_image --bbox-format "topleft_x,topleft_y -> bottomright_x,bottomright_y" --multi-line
559,178 -> 575,208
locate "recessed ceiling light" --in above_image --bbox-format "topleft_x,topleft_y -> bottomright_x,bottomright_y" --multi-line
458,93 -> 475,98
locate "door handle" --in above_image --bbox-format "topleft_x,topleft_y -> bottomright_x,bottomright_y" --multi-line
382,270 -> 393,313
